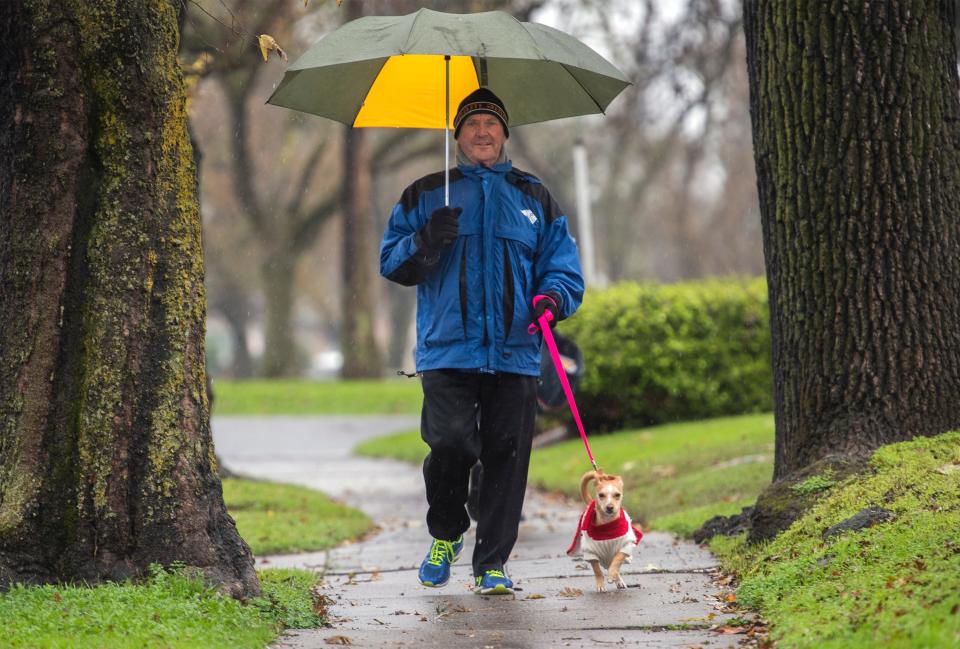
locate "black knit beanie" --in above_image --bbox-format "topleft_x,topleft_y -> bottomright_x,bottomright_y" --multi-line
453,87 -> 509,139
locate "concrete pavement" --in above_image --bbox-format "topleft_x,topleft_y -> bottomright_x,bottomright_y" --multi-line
213,416 -> 742,649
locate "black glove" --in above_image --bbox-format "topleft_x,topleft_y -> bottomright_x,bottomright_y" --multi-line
420,206 -> 462,250
531,293 -> 559,329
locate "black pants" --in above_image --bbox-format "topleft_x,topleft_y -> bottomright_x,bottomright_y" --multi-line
420,369 -> 537,577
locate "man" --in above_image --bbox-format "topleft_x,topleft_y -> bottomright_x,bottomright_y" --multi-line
379,87 -> 584,595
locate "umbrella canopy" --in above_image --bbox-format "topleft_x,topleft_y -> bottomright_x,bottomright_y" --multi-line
266,8 -> 630,129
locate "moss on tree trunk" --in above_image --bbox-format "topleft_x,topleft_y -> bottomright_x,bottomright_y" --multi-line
0,0 -> 258,597
744,1 -> 960,482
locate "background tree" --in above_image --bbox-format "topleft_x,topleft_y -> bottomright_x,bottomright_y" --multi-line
743,1 -> 960,496
186,0 -> 544,378
0,1 -> 258,596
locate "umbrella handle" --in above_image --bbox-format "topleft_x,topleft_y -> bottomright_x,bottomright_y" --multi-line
444,55 -> 450,206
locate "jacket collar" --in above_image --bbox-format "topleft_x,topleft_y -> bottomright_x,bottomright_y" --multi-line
456,144 -> 512,178
458,159 -> 513,178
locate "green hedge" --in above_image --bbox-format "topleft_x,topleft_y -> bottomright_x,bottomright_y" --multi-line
559,278 -> 772,430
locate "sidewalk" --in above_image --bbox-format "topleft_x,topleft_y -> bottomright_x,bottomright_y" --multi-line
213,416 -> 741,649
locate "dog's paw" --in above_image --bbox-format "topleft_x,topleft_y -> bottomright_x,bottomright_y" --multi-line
608,574 -> 627,589
595,581 -> 606,593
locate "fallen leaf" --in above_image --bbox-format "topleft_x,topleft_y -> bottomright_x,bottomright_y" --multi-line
935,463 -> 959,475
713,626 -> 749,635
524,593 -> 545,600
324,636 -> 352,645
559,587 -> 583,598
725,593 -> 738,602
257,34 -> 288,62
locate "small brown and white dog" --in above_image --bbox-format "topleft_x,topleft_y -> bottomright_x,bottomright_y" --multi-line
566,470 -> 643,592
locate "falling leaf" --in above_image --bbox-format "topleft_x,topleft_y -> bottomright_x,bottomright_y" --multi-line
324,636 -> 352,645
257,34 -> 288,62
559,587 -> 583,598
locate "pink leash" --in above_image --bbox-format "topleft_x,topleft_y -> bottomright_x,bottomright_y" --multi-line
528,304 -> 598,472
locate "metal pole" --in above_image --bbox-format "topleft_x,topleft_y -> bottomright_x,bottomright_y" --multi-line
573,139 -> 598,286
444,55 -> 450,206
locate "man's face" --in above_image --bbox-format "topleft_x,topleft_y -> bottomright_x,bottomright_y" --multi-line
458,113 -> 506,167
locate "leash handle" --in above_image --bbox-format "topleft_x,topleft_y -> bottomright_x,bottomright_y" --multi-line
530,311 -> 597,470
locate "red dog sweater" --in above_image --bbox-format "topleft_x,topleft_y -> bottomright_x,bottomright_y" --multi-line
567,500 -> 643,568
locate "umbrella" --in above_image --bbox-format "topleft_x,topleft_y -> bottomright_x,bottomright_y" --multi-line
266,8 -> 630,203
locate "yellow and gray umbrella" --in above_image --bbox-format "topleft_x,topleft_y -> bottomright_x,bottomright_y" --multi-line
267,8 -> 630,202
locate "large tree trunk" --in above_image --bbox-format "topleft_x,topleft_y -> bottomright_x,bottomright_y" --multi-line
744,0 -> 960,481
0,1 -> 259,596
340,127 -> 383,378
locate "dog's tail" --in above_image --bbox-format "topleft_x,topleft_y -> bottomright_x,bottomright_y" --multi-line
579,470 -> 597,504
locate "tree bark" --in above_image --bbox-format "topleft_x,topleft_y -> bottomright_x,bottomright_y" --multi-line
744,0 -> 960,480
340,127 -> 383,378
0,1 -> 258,596
260,252 -> 300,377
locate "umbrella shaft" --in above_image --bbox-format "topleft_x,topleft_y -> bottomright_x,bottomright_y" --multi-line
444,55 -> 450,206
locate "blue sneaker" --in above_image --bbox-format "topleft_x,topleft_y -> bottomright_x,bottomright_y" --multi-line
474,569 -> 514,595
417,536 -> 463,587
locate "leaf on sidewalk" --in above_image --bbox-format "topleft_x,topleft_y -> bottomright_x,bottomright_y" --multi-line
713,626 -> 749,635
324,636 -> 353,645
559,586 -> 583,598
524,593 -> 545,600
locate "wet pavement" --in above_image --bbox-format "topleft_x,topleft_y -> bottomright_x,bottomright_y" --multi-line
213,416 -> 741,649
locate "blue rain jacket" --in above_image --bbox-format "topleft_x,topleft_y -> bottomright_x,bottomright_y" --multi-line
380,160 -> 584,376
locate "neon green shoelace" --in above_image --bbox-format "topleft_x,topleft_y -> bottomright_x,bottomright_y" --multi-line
427,539 -> 454,566
477,569 -> 507,585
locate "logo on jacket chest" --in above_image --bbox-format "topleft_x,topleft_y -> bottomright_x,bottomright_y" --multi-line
521,209 -> 537,225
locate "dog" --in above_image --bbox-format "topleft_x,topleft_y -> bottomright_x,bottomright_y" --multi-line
566,470 -> 642,592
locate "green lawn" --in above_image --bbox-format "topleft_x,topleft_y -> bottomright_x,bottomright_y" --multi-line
223,478 -> 373,556
0,478 -> 370,648
212,379 -> 422,415
356,413 -> 775,529
355,428 -> 426,465
0,566 -> 324,648
710,431 -> 960,649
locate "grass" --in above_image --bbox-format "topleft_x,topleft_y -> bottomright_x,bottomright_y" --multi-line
354,428 -> 426,465
0,564 -> 325,648
223,478 -> 373,556
212,379 -> 422,415
355,413 -> 775,528
0,479 -> 367,648
709,431 -> 960,649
